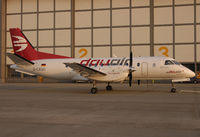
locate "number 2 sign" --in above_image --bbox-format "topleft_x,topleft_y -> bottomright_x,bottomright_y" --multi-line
79,48 -> 88,58
159,46 -> 169,57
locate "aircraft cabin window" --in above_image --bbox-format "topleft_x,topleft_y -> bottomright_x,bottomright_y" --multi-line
165,60 -> 174,65
153,63 -> 156,67
137,63 -> 140,67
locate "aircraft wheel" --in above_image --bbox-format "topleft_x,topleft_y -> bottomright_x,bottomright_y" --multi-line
90,88 -> 98,94
171,88 -> 176,93
106,85 -> 112,91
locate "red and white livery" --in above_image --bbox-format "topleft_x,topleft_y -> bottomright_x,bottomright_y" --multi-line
8,28 -> 195,94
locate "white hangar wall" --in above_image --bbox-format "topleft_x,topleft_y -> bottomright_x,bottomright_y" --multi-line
5,0 -> 200,69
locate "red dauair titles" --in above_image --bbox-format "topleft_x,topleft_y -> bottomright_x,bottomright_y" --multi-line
80,58 -> 130,67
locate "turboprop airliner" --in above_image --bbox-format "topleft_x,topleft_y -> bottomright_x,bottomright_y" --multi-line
7,28 -> 195,94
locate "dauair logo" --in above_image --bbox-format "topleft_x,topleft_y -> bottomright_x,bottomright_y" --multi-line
12,36 -> 27,52
80,58 -> 130,67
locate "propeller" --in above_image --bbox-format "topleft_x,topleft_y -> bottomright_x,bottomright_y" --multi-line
128,51 -> 133,87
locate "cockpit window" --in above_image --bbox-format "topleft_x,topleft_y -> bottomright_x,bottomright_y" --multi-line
165,60 -> 181,65
165,60 -> 174,65
172,60 -> 181,65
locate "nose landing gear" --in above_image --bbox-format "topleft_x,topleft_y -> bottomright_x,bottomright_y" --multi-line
171,82 -> 176,93
171,87 -> 176,93
106,82 -> 112,91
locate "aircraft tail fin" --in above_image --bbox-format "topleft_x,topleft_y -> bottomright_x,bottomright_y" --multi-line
9,28 -> 71,61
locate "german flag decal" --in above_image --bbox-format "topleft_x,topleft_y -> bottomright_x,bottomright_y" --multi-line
41,64 -> 46,67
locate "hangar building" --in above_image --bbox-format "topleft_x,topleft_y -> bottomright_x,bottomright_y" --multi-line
0,0 -> 200,82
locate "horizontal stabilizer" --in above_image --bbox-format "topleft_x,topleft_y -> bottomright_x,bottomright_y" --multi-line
15,69 -> 35,76
7,53 -> 34,65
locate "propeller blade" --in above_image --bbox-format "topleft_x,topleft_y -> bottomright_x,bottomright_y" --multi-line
130,51 -> 133,67
128,51 -> 133,87
129,73 -> 132,87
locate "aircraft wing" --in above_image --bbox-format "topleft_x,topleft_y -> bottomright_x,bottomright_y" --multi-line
64,63 -> 106,77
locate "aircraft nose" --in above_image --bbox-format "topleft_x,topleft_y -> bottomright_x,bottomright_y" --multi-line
186,70 -> 195,78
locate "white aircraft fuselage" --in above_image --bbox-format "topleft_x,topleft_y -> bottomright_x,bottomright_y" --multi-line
11,56 -> 195,82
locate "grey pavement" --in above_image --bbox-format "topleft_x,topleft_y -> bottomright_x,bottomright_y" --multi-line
0,83 -> 200,137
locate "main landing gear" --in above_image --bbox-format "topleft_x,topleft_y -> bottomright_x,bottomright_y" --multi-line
90,81 -> 97,94
106,82 -> 112,91
171,82 -> 176,93
90,82 -> 113,94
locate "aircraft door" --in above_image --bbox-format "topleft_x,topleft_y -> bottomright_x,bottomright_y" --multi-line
142,62 -> 148,77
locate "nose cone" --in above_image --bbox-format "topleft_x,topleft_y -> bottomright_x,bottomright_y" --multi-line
186,69 -> 195,78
